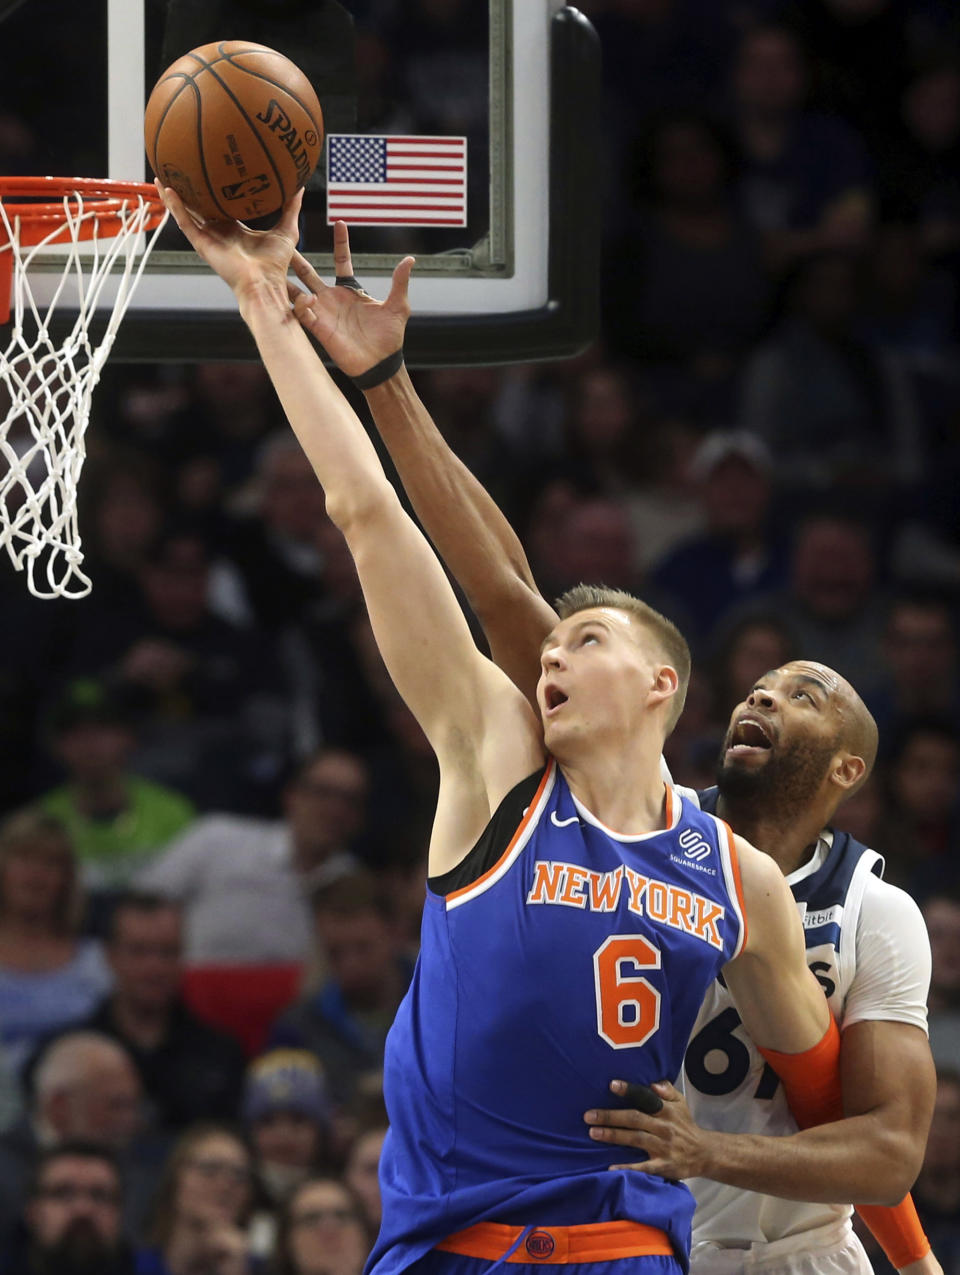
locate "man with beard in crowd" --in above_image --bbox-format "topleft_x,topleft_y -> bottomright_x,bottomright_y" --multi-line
288,227 -> 938,1274
1,1142 -> 140,1275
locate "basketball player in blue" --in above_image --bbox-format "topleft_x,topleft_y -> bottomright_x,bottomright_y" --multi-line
159,186 -> 846,1275
280,224 -> 938,1275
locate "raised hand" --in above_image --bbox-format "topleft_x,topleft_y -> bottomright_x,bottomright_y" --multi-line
155,181 -> 303,299
288,219 -> 415,379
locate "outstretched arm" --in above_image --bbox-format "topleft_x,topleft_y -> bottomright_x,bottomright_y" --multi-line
158,188 -> 544,874
289,222 -> 558,707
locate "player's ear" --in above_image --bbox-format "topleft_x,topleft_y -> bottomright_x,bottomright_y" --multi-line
651,664 -> 679,707
832,753 -> 866,793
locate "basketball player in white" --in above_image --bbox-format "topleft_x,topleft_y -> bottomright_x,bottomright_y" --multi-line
581,661 -> 938,1275
281,224 -> 939,1275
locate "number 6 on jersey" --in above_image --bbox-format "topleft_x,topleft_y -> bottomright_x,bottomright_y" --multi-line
593,935 -> 662,1048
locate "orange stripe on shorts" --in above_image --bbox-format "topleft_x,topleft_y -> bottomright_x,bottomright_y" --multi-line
436,1219 -> 674,1263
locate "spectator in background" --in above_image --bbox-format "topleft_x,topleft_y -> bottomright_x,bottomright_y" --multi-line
879,54 -> 960,261
0,812 -> 112,1078
272,1177 -> 371,1275
362,685 -> 440,873
622,416 -> 707,577
648,431 -> 790,652
244,1050 -> 332,1196
0,1142 -> 140,1275
61,522 -> 291,814
0,568 -> 66,813
168,362 -> 281,499
242,1049 -> 333,1257
77,452 -> 168,613
738,251 -> 925,495
923,889 -> 960,1070
0,1031 -> 158,1251
707,610 -> 797,718
139,748 -> 367,965
547,494 -> 644,599
269,873 -> 414,1110
785,0 -> 948,147
518,363 -> 705,575
78,892 -> 245,1133
727,23 -> 874,270
37,680 -> 195,891
605,108 -> 771,418
343,1122 -> 388,1238
282,512 -> 393,762
533,362 -> 650,497
829,773 -> 886,851
225,434 -> 329,632
734,513 -> 889,688
139,1122 -> 261,1275
909,1067 -> 960,1275
375,852 -> 426,964
868,593 -> 960,739
659,664 -> 721,792
856,221 -> 957,363
878,718 -> 960,896
412,368 -> 516,511
0,1041 -> 20,1134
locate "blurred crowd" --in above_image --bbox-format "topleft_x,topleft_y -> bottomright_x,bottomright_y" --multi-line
1,0 -> 960,1272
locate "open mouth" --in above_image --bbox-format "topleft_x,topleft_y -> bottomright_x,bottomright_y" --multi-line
544,685 -> 568,712
727,717 -> 773,754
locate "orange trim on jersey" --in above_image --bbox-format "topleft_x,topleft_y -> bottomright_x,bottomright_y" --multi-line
721,819 -> 748,955
436,1220 -> 674,1263
445,761 -> 555,906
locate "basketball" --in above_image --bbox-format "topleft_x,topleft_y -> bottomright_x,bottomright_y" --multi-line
144,41 -> 324,223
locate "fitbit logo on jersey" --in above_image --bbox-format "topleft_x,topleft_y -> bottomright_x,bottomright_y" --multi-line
678,829 -> 712,861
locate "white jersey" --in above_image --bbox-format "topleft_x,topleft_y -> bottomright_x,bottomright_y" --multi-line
676,788 -> 931,1250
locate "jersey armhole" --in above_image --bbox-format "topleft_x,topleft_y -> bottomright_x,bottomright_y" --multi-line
428,767 -> 549,897
718,818 -> 748,959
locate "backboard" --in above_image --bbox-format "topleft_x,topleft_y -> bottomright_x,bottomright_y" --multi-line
0,0 -> 600,366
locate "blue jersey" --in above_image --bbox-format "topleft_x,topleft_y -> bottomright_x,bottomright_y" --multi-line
369,762 -> 747,1275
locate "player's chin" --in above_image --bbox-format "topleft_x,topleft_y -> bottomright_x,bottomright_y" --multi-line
543,718 -> 576,756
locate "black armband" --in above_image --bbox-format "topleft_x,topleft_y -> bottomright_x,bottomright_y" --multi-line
350,349 -> 405,390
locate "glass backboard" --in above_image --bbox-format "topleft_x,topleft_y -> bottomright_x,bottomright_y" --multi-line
0,0 -> 600,365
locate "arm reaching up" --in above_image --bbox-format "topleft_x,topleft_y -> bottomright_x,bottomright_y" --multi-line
290,221 -> 558,707
157,187 -> 545,878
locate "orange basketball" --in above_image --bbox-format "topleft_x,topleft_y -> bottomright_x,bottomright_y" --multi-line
144,40 -> 324,223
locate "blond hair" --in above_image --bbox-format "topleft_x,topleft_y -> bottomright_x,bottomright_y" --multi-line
0,809 -> 82,935
554,584 -> 690,732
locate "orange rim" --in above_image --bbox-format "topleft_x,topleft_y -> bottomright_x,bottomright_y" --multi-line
0,177 -> 166,248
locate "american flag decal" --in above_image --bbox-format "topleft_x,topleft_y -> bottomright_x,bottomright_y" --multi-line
326,134 -> 467,227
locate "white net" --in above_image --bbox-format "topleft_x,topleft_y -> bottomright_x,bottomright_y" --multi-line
0,184 -> 167,599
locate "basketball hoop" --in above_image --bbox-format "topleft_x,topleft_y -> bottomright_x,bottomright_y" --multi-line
0,177 -> 167,599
